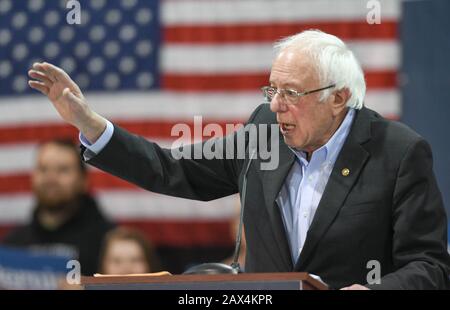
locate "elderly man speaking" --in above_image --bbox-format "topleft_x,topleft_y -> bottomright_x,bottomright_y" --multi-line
28,30 -> 449,290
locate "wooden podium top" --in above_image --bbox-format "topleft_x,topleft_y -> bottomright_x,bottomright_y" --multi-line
81,272 -> 328,290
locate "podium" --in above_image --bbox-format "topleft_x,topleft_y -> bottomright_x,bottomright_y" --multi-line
81,272 -> 328,290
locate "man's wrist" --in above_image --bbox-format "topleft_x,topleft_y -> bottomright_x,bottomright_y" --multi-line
79,119 -> 114,159
79,113 -> 107,144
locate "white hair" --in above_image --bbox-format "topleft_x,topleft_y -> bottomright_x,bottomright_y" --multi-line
274,30 -> 366,109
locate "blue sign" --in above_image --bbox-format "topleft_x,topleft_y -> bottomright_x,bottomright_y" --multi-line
0,246 -> 71,289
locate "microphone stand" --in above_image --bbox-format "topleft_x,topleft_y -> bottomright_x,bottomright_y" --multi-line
183,148 -> 257,275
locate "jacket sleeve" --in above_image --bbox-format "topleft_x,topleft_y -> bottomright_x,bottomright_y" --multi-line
81,104 -> 264,201
367,138 -> 450,289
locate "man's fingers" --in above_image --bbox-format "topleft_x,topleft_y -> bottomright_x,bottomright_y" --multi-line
31,62 -> 83,96
33,62 -> 67,83
28,80 -> 49,95
42,62 -> 83,94
28,70 -> 53,87
32,62 -> 55,82
42,62 -> 71,83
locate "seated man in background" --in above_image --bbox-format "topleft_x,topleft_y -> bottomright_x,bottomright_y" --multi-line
98,227 -> 161,275
2,139 -> 115,276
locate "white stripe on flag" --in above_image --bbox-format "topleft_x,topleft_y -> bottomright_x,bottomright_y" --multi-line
0,91 -> 398,126
0,143 -> 38,174
97,191 -> 236,220
162,0 -> 401,25
0,194 -> 33,223
0,192 -> 237,224
0,93 -> 262,126
0,139 -> 176,174
162,41 -> 399,73
364,89 -> 400,116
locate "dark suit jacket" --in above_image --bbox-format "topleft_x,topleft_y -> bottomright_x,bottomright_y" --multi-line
83,104 -> 450,289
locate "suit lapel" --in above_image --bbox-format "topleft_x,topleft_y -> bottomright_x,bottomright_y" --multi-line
261,132 -> 295,270
295,108 -> 372,269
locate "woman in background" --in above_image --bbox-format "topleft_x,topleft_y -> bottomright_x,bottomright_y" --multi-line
99,227 -> 161,275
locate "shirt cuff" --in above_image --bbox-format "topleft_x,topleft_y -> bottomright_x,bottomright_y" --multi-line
79,119 -> 114,155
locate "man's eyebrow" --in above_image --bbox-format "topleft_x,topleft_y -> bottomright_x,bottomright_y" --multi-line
269,81 -> 303,90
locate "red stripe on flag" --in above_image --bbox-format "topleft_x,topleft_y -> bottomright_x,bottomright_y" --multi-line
367,71 -> 398,89
0,173 -> 31,193
0,119 -> 245,145
162,70 -> 397,91
162,73 -> 269,91
119,220 -> 233,246
164,20 -> 398,43
0,220 -> 233,246
0,125 -> 79,145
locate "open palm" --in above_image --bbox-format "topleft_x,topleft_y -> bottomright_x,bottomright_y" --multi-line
28,62 -> 90,128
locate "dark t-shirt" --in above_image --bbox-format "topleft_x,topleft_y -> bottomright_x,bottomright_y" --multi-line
2,194 -> 115,276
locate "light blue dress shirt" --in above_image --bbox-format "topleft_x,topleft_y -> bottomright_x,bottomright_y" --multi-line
276,108 -> 355,265
80,109 -> 355,266
79,118 -> 114,160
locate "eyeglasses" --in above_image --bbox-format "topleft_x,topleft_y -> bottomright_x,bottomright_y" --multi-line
261,84 -> 336,105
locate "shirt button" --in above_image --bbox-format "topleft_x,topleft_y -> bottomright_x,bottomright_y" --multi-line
303,212 -> 308,218
308,176 -> 313,181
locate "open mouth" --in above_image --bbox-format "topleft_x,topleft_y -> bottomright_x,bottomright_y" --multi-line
279,122 -> 296,135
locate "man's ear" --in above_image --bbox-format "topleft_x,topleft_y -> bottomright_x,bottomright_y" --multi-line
331,88 -> 350,116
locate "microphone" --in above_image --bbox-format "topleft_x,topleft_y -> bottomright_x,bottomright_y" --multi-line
230,148 -> 257,272
182,148 -> 257,275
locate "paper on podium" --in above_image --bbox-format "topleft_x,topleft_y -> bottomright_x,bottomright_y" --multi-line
93,271 -> 171,277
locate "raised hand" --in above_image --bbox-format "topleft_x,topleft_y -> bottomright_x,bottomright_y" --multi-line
28,62 -> 106,143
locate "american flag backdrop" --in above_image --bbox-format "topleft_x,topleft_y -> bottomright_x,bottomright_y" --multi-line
0,0 -> 400,247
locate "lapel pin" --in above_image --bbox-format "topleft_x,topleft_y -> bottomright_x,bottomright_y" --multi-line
341,168 -> 350,176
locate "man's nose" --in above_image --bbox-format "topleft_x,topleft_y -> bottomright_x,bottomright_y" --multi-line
269,93 -> 288,113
